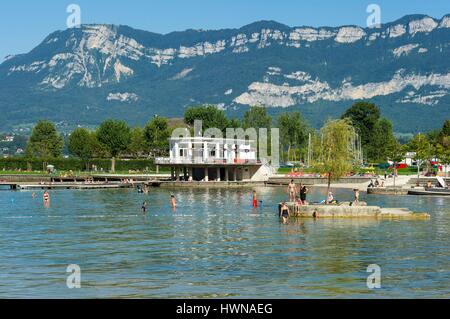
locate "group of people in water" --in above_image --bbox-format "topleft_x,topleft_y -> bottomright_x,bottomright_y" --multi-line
279,180 -> 310,224
279,180 -> 362,224
140,194 -> 177,214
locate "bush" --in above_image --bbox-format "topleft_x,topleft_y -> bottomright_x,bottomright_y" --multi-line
0,158 -> 156,172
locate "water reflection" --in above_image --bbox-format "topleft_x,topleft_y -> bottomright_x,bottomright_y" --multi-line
0,186 -> 448,298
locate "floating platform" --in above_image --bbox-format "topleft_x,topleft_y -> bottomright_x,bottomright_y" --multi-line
279,202 -> 430,220
367,187 -> 409,195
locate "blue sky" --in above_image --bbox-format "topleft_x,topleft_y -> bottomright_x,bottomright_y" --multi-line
0,0 -> 449,61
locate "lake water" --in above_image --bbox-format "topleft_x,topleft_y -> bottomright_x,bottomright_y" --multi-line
0,186 -> 448,298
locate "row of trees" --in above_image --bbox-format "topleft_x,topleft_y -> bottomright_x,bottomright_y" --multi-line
26,117 -> 172,172
23,102 -> 449,173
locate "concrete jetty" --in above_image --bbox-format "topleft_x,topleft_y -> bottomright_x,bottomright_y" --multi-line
279,202 -> 430,220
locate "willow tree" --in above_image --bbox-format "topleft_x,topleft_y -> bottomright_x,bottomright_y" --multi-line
311,119 -> 358,194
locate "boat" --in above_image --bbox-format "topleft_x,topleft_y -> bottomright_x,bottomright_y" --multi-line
408,187 -> 450,196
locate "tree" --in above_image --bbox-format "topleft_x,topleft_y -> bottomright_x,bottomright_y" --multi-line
242,106 -> 272,130
26,120 -> 64,158
371,118 -> 397,162
278,112 -> 309,162
144,116 -> 171,157
386,139 -> 406,189
409,133 -> 432,178
440,119 -> 450,137
311,119 -> 357,194
97,120 -> 131,172
128,126 -> 148,158
341,102 -> 381,161
68,128 -> 99,170
436,136 -> 450,177
184,105 -> 230,131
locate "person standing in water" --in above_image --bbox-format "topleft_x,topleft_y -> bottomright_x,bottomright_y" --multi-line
170,195 -> 177,209
43,191 -> 50,208
141,201 -> 148,213
280,202 -> 290,224
287,180 -> 297,202
252,190 -> 258,208
300,184 -> 309,205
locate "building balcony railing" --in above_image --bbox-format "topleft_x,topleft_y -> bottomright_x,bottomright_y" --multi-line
155,157 -> 261,165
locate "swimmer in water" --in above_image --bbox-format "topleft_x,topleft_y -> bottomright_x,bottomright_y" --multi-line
252,190 -> 258,208
43,191 -> 50,208
171,195 -> 177,209
141,201 -> 148,213
32,192 -> 36,199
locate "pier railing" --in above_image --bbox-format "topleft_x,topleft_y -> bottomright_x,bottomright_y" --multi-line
155,157 -> 261,165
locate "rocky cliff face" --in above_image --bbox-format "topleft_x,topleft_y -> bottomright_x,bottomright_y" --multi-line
0,14 -> 449,132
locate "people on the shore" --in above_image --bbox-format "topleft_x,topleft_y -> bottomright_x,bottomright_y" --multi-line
326,191 -> 334,204
300,184 -> 308,205
252,190 -> 258,208
287,180 -> 297,202
280,202 -> 290,224
353,188 -> 360,205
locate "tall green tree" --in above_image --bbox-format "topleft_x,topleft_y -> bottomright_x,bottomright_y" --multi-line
68,128 -> 99,170
311,119 -> 357,194
386,139 -> 406,188
371,118 -> 397,162
242,106 -> 272,130
144,116 -> 171,157
341,102 -> 381,161
97,120 -> 131,172
128,126 -> 148,158
436,136 -> 450,177
278,112 -> 309,162
409,133 -> 432,178
184,105 -> 230,131
26,120 -> 64,158
440,119 -> 450,137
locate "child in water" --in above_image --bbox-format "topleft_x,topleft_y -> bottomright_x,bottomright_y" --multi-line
252,190 -> 258,208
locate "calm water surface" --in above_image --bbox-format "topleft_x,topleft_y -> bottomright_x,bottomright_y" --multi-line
0,186 -> 448,298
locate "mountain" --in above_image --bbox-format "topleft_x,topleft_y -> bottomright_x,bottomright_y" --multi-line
1,14 -> 449,133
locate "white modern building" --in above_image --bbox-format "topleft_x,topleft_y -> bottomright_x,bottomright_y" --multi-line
155,137 -> 268,181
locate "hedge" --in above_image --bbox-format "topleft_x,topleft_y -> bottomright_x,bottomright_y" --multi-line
0,157 -> 156,172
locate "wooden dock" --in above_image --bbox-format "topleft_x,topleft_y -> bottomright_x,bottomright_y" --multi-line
279,202 -> 430,220
0,182 -> 135,190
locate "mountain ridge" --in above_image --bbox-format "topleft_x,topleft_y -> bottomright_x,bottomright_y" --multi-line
0,14 -> 449,133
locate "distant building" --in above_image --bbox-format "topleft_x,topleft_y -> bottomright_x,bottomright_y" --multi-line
1,135 -> 14,142
15,148 -> 24,154
403,152 -> 417,166
155,137 -> 267,181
